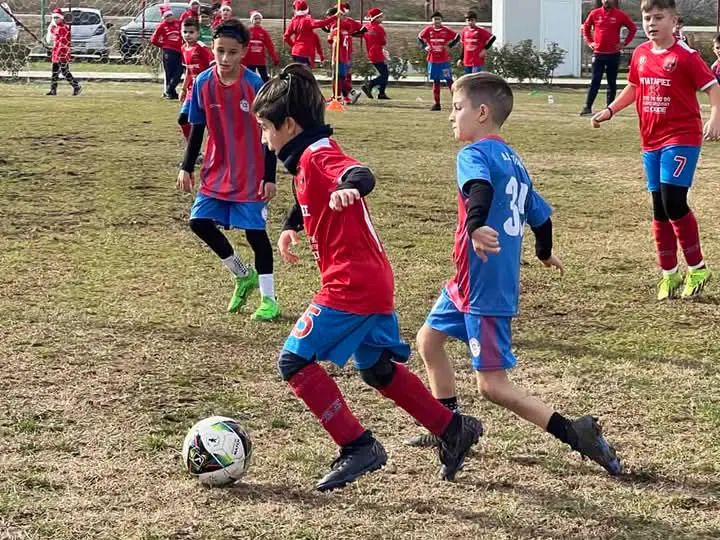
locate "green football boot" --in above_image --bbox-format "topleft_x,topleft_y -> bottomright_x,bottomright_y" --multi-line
251,296 -> 280,321
681,267 -> 711,299
657,270 -> 683,301
227,268 -> 259,313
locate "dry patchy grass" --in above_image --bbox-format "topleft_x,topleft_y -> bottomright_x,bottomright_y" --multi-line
1,82 -> 720,540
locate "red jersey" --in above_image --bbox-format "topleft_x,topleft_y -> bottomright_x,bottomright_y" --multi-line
179,8 -> 201,23
328,18 -> 363,64
189,67 -> 266,201
283,14 -> 334,59
712,60 -> 720,82
150,19 -> 183,52
362,20 -> 386,63
583,7 -> 636,55
181,42 -> 214,99
295,138 -> 394,315
418,25 -> 458,64
628,40 -> 718,151
461,26 -> 493,67
242,25 -> 279,66
50,21 -> 71,63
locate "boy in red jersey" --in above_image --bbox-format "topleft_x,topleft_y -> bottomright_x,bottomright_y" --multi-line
180,0 -> 201,23
151,6 -> 184,100
458,10 -> 495,74
712,34 -> 720,82
283,0 -> 335,66
360,7 -> 390,100
241,10 -> 278,82
252,64 -> 483,492
581,0 -> 637,115
418,12 -> 459,111
46,9 -> 81,96
593,0 -> 720,299
177,20 -> 280,321
179,17 -> 214,141
326,3 -> 364,104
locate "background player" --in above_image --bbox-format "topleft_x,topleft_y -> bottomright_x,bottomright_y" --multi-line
242,10 -> 279,82
46,8 -> 81,96
326,3 -> 364,104
177,20 -> 280,321
150,6 -> 184,100
409,72 -> 622,477
253,64 -> 483,492
361,7 -> 391,100
179,17 -> 214,142
283,0 -> 335,66
712,34 -> 720,82
418,12 -> 459,111
592,0 -> 720,300
458,10 -> 495,74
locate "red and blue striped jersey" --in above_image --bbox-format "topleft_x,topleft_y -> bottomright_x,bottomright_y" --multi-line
189,66 -> 265,202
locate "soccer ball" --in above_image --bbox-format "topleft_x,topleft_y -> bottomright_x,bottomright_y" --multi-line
181,416 -> 252,486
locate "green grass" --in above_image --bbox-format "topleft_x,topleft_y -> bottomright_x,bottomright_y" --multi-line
1,81 -> 720,539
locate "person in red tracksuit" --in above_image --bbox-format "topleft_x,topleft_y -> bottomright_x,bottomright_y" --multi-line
311,31 -> 324,67
360,7 -> 390,100
150,6 -> 184,99
283,0 -> 335,66
180,0 -> 202,23
242,10 -> 279,82
47,9 -> 81,96
581,0 -> 637,115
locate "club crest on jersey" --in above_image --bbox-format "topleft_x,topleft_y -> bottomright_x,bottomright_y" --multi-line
240,99 -> 250,112
663,55 -> 678,73
469,338 -> 481,358
296,174 -> 306,193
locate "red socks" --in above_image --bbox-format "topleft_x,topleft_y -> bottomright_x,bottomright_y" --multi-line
671,211 -> 704,268
652,219 -> 678,271
377,363 -> 453,437
180,123 -> 191,141
287,363 -> 365,446
432,82 -> 441,105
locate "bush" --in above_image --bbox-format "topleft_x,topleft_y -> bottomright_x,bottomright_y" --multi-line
387,56 -> 409,81
487,39 -> 566,84
0,43 -> 30,77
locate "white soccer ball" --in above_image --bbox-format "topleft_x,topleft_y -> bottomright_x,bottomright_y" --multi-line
181,416 -> 252,486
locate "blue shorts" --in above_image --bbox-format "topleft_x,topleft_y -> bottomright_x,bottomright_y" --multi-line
180,98 -> 191,115
642,145 -> 701,192
464,66 -> 484,74
428,62 -> 452,82
190,193 -> 267,230
283,304 -> 411,370
425,289 -> 516,372
338,62 -> 351,78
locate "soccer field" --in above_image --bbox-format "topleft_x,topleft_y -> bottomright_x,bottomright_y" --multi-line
2,82 -> 720,540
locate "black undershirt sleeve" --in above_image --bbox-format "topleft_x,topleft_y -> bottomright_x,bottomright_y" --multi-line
263,144 -> 277,183
485,35 -> 497,49
181,123 -> 205,173
335,166 -> 375,196
530,217 -> 553,261
282,182 -> 304,232
464,180 -> 494,237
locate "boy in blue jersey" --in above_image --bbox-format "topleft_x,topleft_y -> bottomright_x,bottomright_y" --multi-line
408,72 -> 622,476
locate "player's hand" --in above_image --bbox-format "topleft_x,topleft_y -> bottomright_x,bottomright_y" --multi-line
703,116 -> 720,141
470,226 -> 500,262
259,181 -> 277,201
541,254 -> 565,275
383,48 -> 390,60
329,188 -> 361,211
588,41 -> 596,49
591,108 -> 613,128
176,170 -> 194,193
456,59 -> 463,67
278,229 -> 300,264
179,90 -> 187,102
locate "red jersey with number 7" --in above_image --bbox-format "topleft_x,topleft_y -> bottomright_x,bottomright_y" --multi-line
295,137 -> 394,315
628,40 -> 718,151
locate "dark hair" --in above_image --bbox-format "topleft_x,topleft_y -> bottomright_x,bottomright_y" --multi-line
595,0 -> 619,7
465,10 -> 477,20
640,0 -> 676,11
182,17 -> 200,30
252,63 -> 325,130
453,72 -> 514,126
212,19 -> 249,44
714,33 -> 720,44
431,11 -> 443,19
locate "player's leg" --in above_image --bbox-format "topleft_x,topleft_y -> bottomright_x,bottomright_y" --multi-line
645,149 -> 682,299
581,53 -> 605,115
59,62 -> 80,94
47,62 -> 60,95
659,146 -> 709,298
354,314 -> 483,481
245,228 -> 279,321
605,52 -> 621,106
471,316 -> 621,476
376,62 -> 390,99
178,98 -> 191,141
188,196 -> 258,312
363,63 -> 380,98
280,305 -> 389,491
161,49 -> 172,98
169,51 -> 183,99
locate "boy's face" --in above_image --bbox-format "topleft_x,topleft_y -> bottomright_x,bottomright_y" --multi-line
449,89 -> 490,142
432,16 -> 442,28
199,14 -> 209,25
164,14 -> 175,22
251,16 -> 262,26
466,18 -> 476,28
642,8 -> 677,44
257,117 -> 293,153
183,26 -> 199,44
220,9 -> 232,20
213,36 -> 246,77
602,0 -> 612,8
714,41 -> 720,59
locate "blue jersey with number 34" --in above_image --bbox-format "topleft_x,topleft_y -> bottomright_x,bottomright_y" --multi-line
445,136 -> 552,317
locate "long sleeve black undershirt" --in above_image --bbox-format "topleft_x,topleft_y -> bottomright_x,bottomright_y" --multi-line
531,217 -> 553,261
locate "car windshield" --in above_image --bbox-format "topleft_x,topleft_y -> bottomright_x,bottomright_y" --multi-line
138,4 -> 186,23
0,9 -> 12,23
69,10 -> 101,25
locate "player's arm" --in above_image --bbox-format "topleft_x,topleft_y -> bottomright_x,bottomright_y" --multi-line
621,12 -> 638,46
264,30 -> 280,65
150,25 -> 162,47
417,28 -> 429,50
181,124 -> 205,174
448,32 -> 460,49
330,166 -> 375,211
283,21 -> 295,47
462,179 -> 500,263
582,13 -> 594,48
592,83 -> 636,126
312,15 -> 338,30
526,190 -> 562,272
704,82 -> 720,141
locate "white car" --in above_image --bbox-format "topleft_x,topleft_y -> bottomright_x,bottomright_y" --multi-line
46,8 -> 112,58
0,3 -> 19,43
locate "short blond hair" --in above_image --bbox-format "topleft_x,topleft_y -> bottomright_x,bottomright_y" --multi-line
641,0 -> 676,12
453,72 -> 514,126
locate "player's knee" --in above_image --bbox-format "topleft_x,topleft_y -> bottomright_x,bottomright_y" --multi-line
358,351 -> 396,389
661,185 -> 690,221
416,325 -> 444,362
277,350 -> 311,382
475,372 -> 510,405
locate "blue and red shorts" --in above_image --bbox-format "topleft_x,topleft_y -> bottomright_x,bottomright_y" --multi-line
425,288 -> 516,372
283,304 -> 410,370
190,193 -> 267,230
428,62 -> 452,82
642,145 -> 701,192
464,65 -> 484,74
